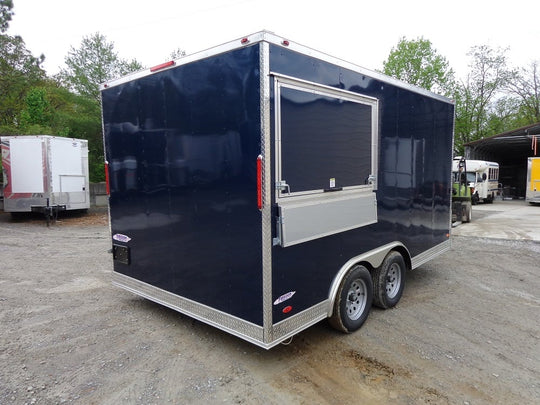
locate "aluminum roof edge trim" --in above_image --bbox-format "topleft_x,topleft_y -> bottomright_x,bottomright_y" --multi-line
260,31 -> 453,104
99,31 -> 270,90
99,30 -> 453,104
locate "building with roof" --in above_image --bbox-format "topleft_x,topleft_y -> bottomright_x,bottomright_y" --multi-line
464,122 -> 540,198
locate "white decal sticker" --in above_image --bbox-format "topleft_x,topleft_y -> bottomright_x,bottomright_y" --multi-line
113,233 -> 131,243
273,291 -> 296,305
329,178 -> 336,188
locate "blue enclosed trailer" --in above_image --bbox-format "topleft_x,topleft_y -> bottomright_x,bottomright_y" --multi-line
100,31 -> 454,349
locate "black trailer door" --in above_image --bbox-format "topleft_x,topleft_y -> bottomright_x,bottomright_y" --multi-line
273,76 -> 379,247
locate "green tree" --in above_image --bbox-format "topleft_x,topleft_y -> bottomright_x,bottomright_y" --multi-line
484,96 -> 525,135
454,45 -> 510,153
0,0 -> 13,33
20,87 -> 52,130
0,33 -> 45,130
382,37 -> 455,96
58,32 -> 143,101
506,61 -> 540,123
4,78 -> 105,181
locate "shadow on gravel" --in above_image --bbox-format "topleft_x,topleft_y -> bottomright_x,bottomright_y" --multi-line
0,207 -> 108,226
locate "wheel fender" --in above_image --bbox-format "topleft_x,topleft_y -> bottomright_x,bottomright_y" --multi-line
327,242 -> 410,317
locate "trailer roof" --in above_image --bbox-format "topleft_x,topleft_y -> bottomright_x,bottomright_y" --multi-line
99,31 -> 452,104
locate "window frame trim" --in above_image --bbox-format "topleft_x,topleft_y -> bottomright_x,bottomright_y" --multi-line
273,73 -> 379,201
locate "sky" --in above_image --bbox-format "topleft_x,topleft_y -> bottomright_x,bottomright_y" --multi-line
7,0 -> 540,81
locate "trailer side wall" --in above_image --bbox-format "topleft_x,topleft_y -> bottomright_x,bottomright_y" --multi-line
268,46 -> 453,323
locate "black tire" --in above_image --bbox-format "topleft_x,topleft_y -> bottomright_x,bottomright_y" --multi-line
372,251 -> 406,309
329,265 -> 373,333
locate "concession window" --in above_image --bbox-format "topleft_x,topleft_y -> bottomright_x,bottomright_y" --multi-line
273,75 -> 379,247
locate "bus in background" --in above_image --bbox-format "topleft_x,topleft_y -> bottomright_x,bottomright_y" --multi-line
452,158 -> 500,204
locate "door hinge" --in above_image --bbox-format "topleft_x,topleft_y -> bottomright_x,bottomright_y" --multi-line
273,215 -> 283,246
276,180 -> 290,194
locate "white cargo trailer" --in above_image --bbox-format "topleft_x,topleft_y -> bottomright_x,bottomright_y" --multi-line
1,135 -> 90,215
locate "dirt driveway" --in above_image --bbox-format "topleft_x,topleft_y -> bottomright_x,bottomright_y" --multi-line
0,206 -> 538,404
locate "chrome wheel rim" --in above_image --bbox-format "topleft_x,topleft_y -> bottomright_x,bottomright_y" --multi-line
346,279 -> 368,320
386,263 -> 402,299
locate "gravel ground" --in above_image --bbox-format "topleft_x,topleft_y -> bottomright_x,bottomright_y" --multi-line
0,208 -> 538,404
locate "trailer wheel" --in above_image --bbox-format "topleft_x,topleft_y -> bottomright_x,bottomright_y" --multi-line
329,265 -> 373,333
372,251 -> 406,309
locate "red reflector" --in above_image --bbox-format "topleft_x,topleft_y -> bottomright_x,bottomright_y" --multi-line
150,60 -> 175,72
282,40 -> 289,46
257,155 -> 263,210
241,37 -> 249,44
283,306 -> 292,314
104,161 -> 110,196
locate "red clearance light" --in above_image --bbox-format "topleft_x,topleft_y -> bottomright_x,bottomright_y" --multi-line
257,155 -> 263,210
104,161 -> 110,196
283,306 -> 292,314
150,60 -> 175,72
281,40 -> 289,46
241,37 -> 249,44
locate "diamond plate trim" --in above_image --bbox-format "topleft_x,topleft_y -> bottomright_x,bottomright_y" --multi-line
260,41 -> 274,344
272,301 -> 329,342
112,272 -> 264,345
411,239 -> 451,269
